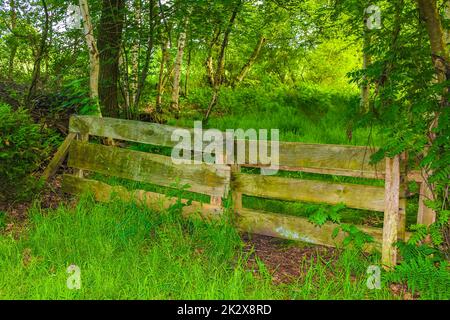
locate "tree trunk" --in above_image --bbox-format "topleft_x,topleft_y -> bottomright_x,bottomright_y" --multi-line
204,0 -> 242,123
156,39 -> 170,112
119,48 -> 130,115
27,0 -> 49,106
416,0 -> 450,225
234,35 -> 266,86
79,0 -> 102,116
8,0 -> 17,81
134,0 -> 156,115
361,25 -> 371,113
184,46 -> 192,97
205,27 -> 222,87
97,0 -> 125,118
171,18 -> 188,113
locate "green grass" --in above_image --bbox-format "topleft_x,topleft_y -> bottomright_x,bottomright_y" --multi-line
169,84 -> 382,146
0,194 -> 407,300
0,195 -> 277,299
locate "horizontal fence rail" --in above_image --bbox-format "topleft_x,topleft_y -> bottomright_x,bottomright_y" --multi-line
232,173 -> 386,212
62,175 -> 223,218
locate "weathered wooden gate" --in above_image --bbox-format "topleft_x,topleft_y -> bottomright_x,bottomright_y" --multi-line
57,115 -> 432,268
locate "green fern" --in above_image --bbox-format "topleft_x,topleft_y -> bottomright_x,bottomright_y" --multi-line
387,256 -> 450,300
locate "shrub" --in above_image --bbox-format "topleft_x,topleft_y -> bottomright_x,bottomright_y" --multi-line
0,103 -> 58,202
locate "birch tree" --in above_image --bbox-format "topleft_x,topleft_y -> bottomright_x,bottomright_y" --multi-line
79,0 -> 102,116
170,16 -> 188,113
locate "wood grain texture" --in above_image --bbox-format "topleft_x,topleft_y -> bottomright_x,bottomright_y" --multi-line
382,156 -> 400,268
41,133 -> 76,181
232,173 -> 385,211
69,115 -> 220,152
74,133 -> 89,179
417,181 -> 436,226
243,164 -> 422,182
68,116 -> 422,182
236,208 -> 383,250
61,175 -> 223,219
232,140 -> 386,174
67,141 -> 230,197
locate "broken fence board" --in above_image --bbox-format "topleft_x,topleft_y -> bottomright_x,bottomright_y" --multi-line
41,133 -> 77,181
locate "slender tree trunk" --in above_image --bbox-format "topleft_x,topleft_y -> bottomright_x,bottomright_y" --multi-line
171,18 -> 188,113
361,22 -> 371,113
184,46 -> 191,97
79,0 -> 102,116
97,0 -> 125,117
204,0 -> 242,123
134,0 -> 156,115
416,0 -> 450,225
156,39 -> 169,112
128,0 -> 142,110
27,0 -> 49,106
234,35 -> 266,86
8,0 -> 17,81
205,27 -> 221,87
119,48 -> 130,116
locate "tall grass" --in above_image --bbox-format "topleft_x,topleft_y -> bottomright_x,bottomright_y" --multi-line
0,195 -> 280,299
171,83 -> 381,146
1,193 -> 430,300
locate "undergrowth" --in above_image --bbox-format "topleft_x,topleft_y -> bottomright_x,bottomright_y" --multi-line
0,194 -> 447,300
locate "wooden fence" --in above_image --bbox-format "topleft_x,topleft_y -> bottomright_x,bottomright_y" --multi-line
58,115 -> 434,268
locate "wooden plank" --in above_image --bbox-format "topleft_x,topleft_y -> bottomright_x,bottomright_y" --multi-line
41,133 -> 76,182
382,156 -> 401,268
61,175 -> 222,219
231,165 -> 242,213
74,133 -> 89,178
232,173 -> 385,212
69,115 -> 220,152
243,164 -> 423,182
236,208 -> 384,250
417,181 -> 436,225
232,140 -> 386,174
398,153 -> 407,241
67,141 -> 230,197
210,152 -> 225,206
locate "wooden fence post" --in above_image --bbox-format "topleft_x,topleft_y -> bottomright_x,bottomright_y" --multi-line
398,153 -> 407,241
382,155 -> 401,268
231,165 -> 242,214
210,151 -> 224,207
417,172 -> 436,226
75,133 -> 89,178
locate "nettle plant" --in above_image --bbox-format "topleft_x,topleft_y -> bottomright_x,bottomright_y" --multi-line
0,103 -> 58,202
